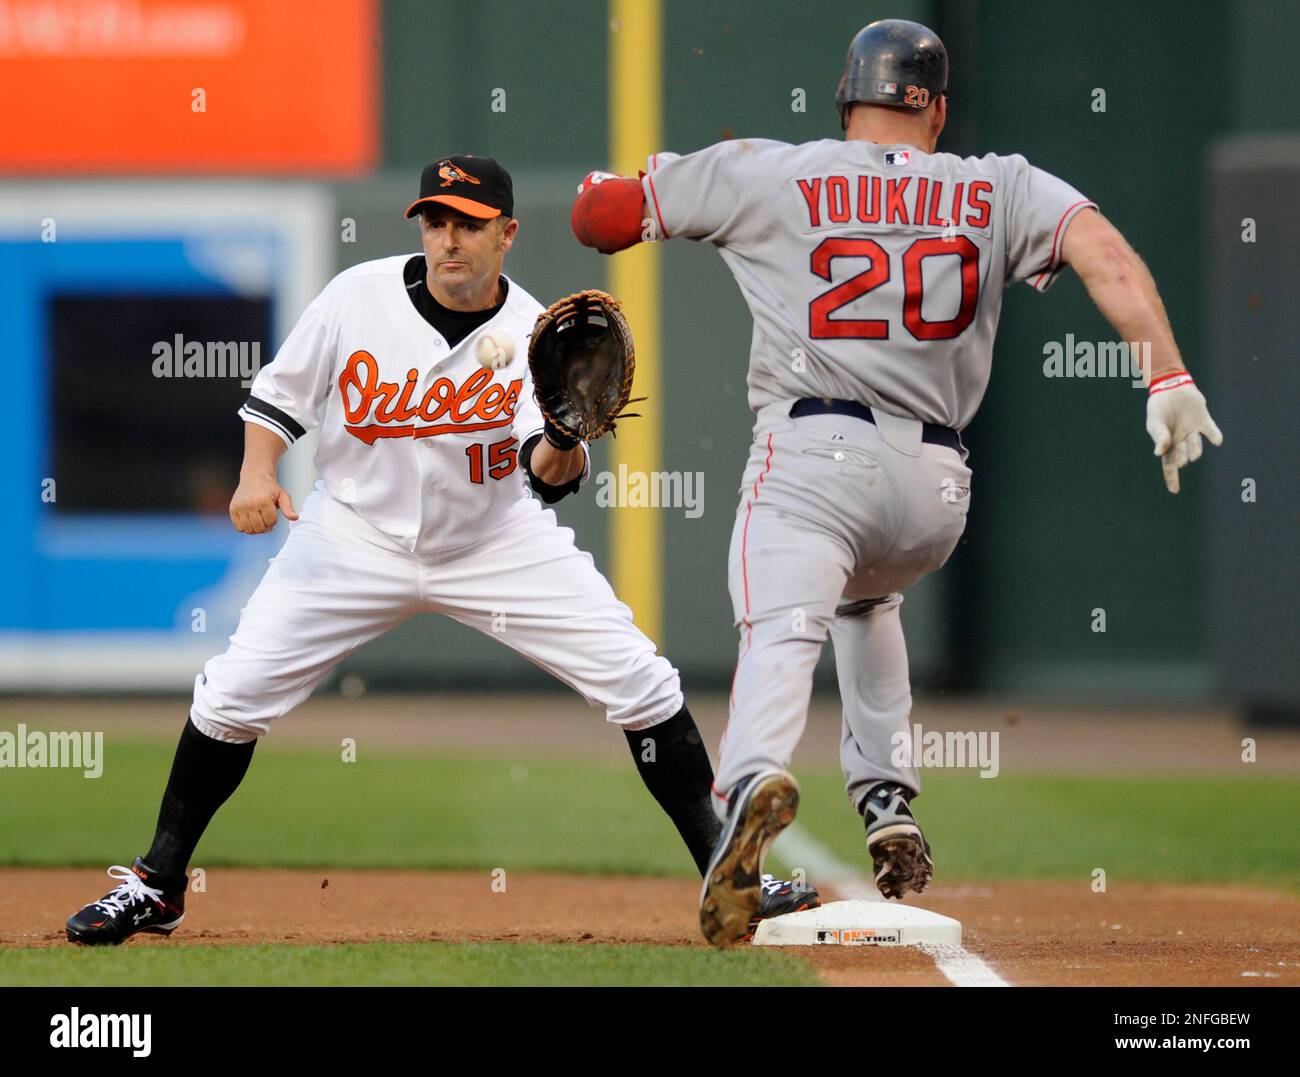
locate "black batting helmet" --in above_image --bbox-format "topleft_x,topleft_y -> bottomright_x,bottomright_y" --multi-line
835,18 -> 948,129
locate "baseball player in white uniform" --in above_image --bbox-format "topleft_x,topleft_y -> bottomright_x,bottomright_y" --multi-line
571,19 -> 1223,946
66,155 -> 817,946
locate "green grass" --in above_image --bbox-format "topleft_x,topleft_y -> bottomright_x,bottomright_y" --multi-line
4,737 -> 1298,890
0,941 -> 818,986
2,738 -> 700,875
786,769 -> 1300,891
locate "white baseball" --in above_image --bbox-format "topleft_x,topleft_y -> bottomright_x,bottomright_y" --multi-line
475,330 -> 515,371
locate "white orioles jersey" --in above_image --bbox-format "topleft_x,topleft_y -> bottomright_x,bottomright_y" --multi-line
238,255 -> 586,555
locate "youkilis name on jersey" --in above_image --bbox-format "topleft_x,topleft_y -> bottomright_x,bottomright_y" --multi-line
640,139 -> 1095,427
338,352 -> 523,445
795,174 -> 993,233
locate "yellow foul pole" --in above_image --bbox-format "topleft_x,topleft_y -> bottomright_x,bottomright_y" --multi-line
608,0 -> 663,642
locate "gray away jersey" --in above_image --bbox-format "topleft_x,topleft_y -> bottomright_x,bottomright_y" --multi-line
642,139 -> 1096,430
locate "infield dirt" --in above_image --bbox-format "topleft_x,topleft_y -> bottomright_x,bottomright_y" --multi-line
3,868 -> 1297,987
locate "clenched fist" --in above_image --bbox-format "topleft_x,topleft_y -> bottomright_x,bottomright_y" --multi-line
1145,372 -> 1223,495
229,471 -> 299,533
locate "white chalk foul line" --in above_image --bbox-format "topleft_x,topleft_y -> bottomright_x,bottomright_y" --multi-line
777,822 -> 1011,988
919,943 -> 1012,987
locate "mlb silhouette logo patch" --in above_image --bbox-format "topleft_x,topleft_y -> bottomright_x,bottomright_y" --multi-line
885,151 -> 911,167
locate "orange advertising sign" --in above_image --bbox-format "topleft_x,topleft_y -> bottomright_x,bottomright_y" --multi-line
0,0 -> 377,173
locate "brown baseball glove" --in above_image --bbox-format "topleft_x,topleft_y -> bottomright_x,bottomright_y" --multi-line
528,289 -> 641,449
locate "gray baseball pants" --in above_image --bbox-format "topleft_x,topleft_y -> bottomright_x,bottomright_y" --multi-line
712,398 -> 972,818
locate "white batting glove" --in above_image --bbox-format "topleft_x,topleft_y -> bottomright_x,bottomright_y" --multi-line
1145,372 -> 1223,494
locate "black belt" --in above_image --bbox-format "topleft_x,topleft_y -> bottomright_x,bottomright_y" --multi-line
789,398 -> 962,454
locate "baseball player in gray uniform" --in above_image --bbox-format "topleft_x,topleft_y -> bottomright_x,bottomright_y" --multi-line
571,19 -> 1223,946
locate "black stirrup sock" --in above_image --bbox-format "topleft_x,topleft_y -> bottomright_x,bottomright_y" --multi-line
624,704 -> 723,877
143,717 -> 256,877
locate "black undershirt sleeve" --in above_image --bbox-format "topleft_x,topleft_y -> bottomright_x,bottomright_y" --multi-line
519,433 -> 583,504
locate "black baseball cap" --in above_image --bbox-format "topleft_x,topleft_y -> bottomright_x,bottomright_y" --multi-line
404,155 -> 514,220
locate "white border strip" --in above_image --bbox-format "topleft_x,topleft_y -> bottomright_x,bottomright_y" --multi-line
777,823 -> 1011,987
0,637 -> 220,691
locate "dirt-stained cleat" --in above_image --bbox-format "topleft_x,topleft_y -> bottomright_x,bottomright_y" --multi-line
862,781 -> 933,899
66,857 -> 187,946
700,770 -> 800,948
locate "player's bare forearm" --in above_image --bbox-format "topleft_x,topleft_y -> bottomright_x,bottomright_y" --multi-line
230,422 -> 298,534
239,421 -> 287,480
1060,208 -> 1185,382
1061,207 -> 1222,493
530,438 -> 585,486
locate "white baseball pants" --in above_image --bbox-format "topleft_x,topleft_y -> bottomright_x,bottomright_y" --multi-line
190,487 -> 683,743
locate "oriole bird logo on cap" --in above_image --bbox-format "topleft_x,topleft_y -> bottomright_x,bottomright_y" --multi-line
439,161 -> 480,187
